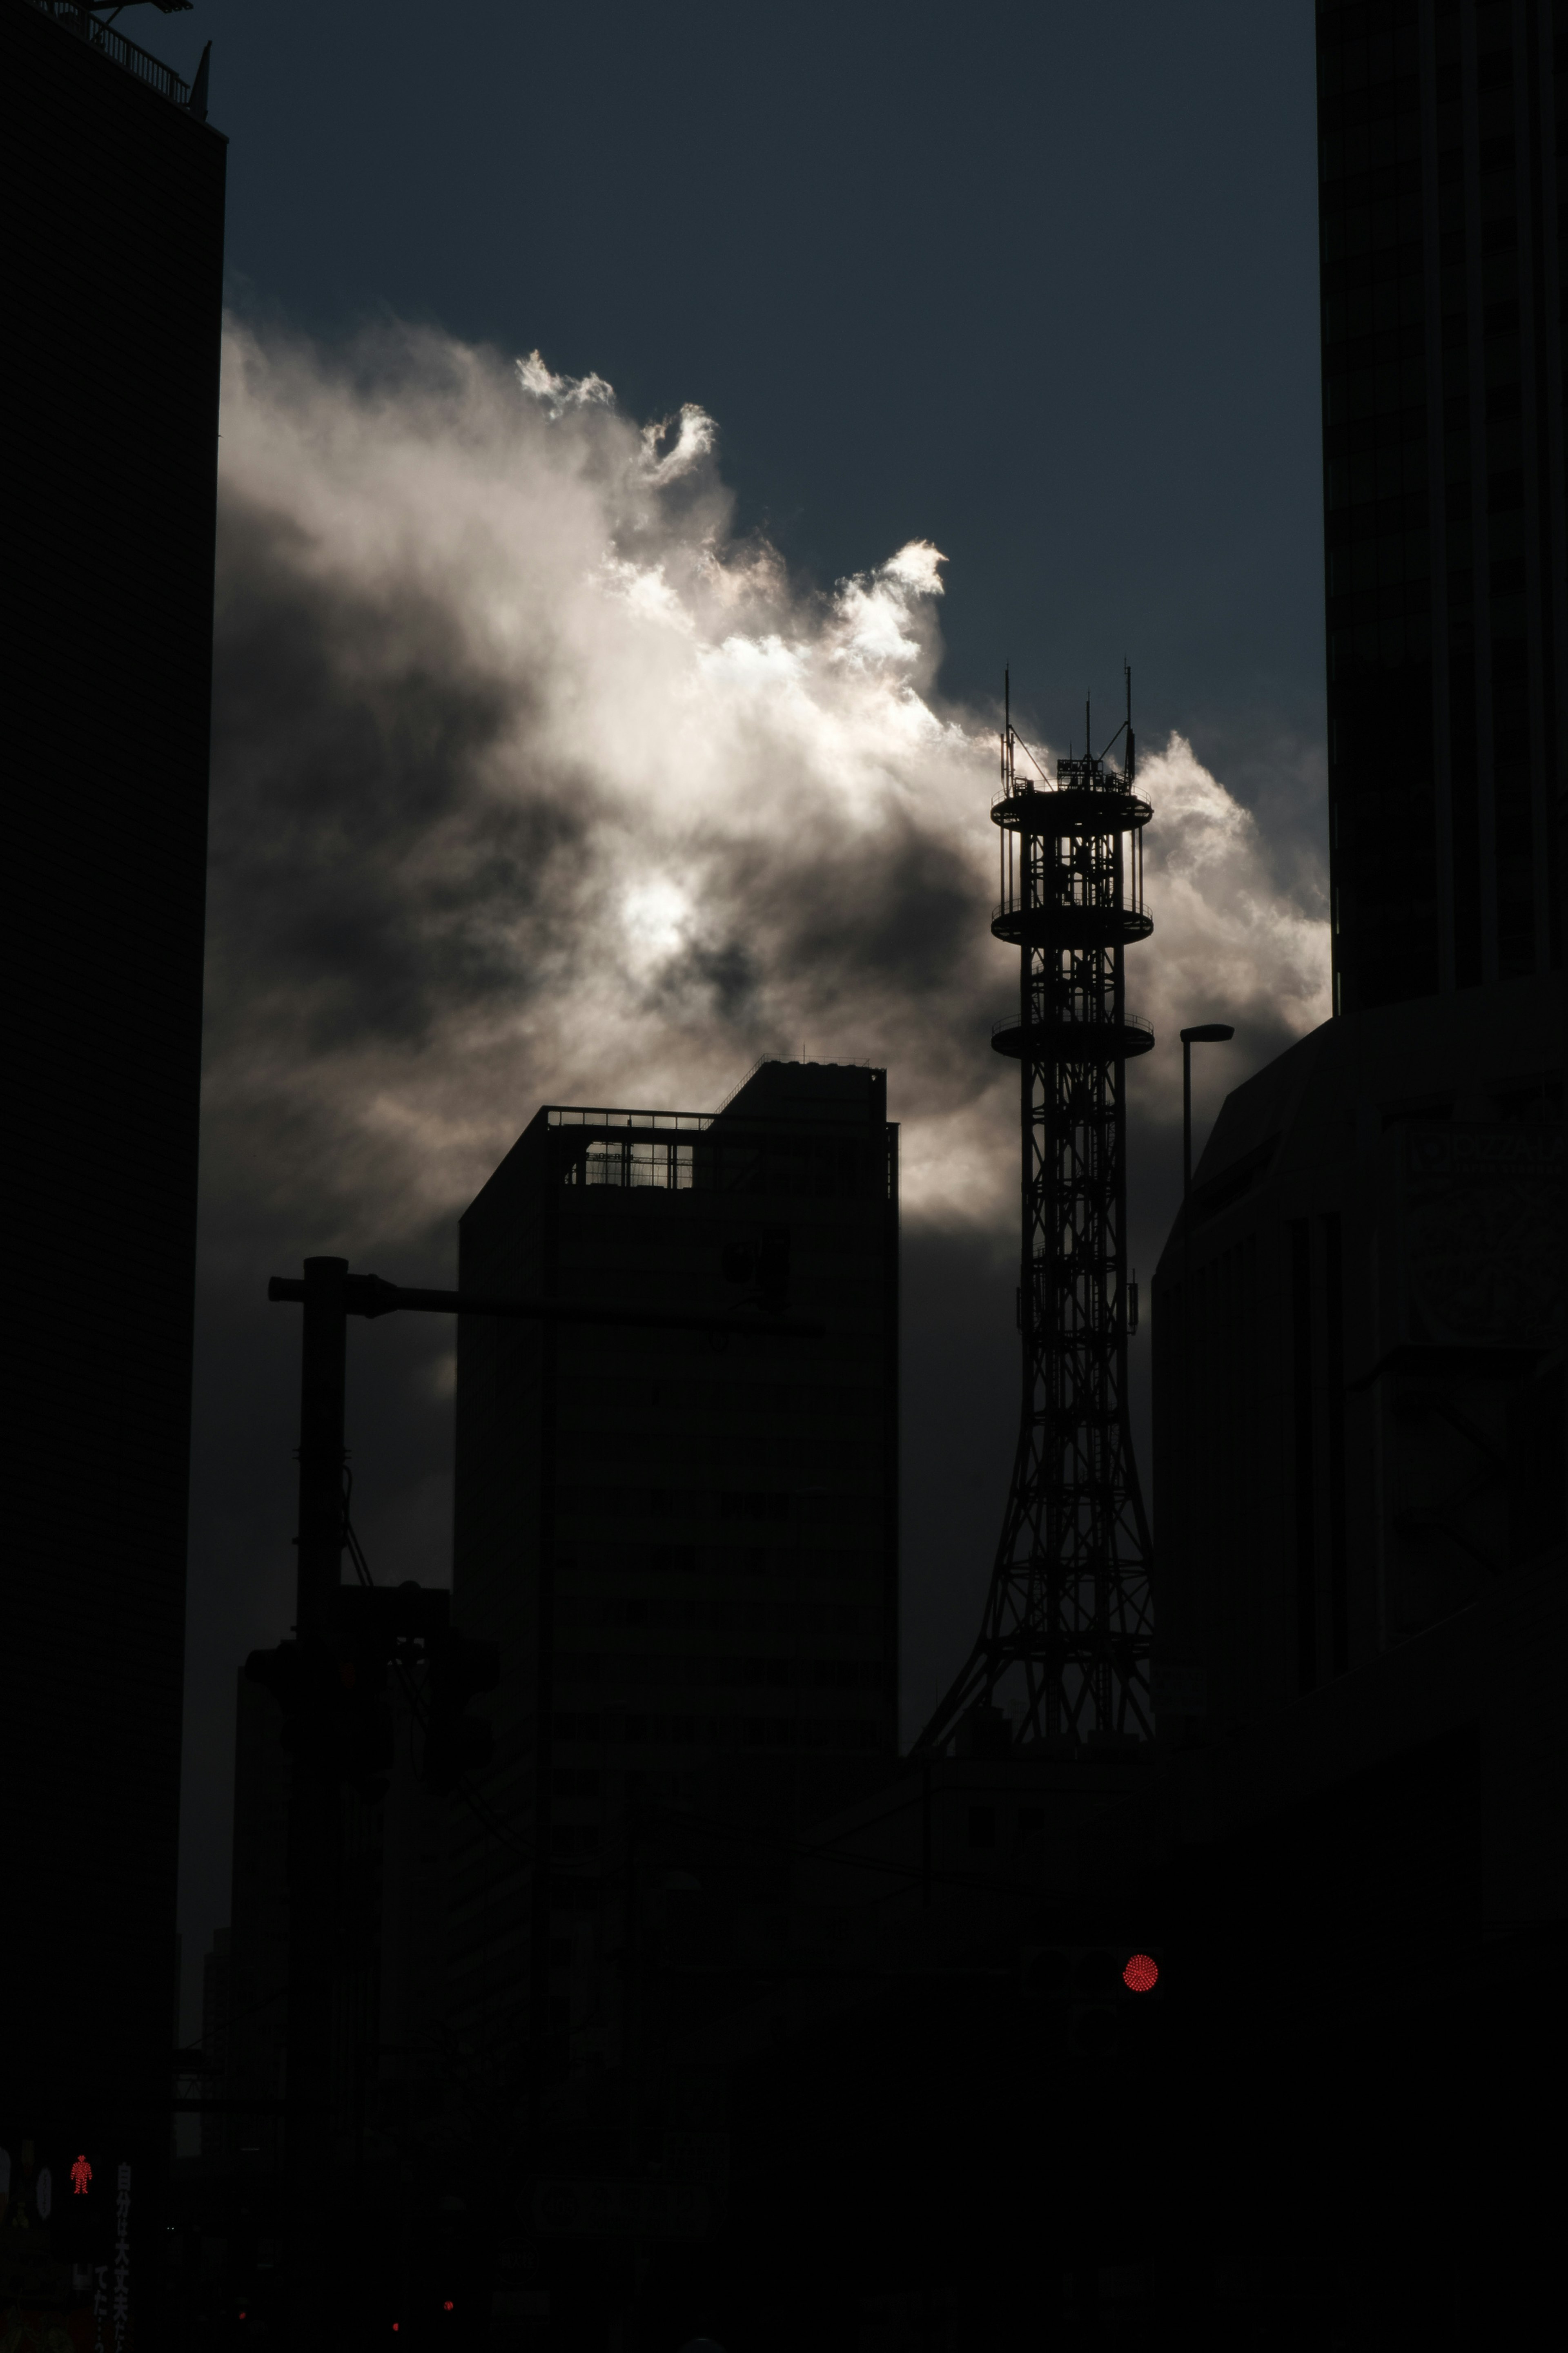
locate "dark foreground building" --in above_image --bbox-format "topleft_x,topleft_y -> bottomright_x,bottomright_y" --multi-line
1157,0 -> 1564,1830
1317,0 -> 1563,1010
1114,9 -> 1568,2335
169,1673 -> 452,2343
448,1061 -> 900,2128
0,2 -> 225,2337
1153,982 -> 1561,1716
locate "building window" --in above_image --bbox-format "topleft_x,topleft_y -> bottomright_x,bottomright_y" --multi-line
564,1138 -> 693,1189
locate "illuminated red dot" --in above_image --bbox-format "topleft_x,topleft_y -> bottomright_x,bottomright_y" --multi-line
1122,1952 -> 1158,1993
444,2303 -> 455,2313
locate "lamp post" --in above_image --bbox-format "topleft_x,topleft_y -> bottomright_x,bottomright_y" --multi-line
1174,1024 -> 1234,1734
1180,1024 -> 1236,1208
1179,1020 -> 1235,1334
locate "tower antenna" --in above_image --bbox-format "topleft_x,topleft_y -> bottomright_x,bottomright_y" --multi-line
915,668 -> 1156,1755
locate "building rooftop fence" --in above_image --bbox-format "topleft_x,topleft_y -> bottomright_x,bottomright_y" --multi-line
29,0 -> 194,111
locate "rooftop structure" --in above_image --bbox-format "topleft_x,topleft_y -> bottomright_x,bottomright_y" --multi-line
24,0 -> 209,114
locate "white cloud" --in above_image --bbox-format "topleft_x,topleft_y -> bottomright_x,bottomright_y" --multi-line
639,402 -> 718,484
205,317 -> 1327,1269
515,348 -> 616,414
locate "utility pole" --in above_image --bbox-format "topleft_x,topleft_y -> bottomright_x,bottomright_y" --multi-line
282,1257 -> 351,2336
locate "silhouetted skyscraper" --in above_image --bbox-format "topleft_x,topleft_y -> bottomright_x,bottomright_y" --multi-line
447,1061 -> 899,2084
1317,0 -> 1561,1010
2,2 -> 225,2317
1148,5 -> 1564,2117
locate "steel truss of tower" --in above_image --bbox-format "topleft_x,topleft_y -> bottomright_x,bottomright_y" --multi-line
918,680 -> 1156,1752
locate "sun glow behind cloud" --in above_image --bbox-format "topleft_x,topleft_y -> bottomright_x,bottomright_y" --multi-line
204,319 -> 1329,1273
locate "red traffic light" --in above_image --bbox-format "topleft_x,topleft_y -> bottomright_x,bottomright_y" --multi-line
1122,1952 -> 1158,1993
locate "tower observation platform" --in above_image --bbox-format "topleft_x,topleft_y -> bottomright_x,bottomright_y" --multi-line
919,678 -> 1156,1752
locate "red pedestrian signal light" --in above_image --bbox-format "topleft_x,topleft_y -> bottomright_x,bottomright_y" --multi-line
1018,1944 -> 1165,2053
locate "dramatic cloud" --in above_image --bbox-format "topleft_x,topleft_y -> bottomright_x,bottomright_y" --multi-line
177,316 -> 1332,2010
206,317 -> 1330,1267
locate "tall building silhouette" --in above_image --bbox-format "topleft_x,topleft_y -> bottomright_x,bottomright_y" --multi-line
1131,15 -> 1565,2333
1318,0 -> 1562,1011
447,1061 -> 899,2088
1150,0 -> 1564,2087
1,3 -> 225,2325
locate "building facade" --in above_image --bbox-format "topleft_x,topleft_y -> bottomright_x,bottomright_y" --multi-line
1,4 -> 225,2333
1317,0 -> 1562,1011
177,1671 -> 454,2340
1132,23 -> 1566,2317
1152,980 -> 1560,1725
446,1061 -> 900,2091
1154,0 -> 1567,1729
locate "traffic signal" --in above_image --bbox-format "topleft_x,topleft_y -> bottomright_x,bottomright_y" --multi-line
1019,1945 -> 1163,2055
244,1633 -> 393,1798
423,1626 -> 500,1795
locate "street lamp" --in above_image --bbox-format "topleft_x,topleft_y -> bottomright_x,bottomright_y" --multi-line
1179,1019 -> 1236,1347
1180,1024 -> 1236,1206
1172,1024 -> 1234,1738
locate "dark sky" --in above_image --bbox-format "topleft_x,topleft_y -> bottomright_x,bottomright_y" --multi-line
156,0 -> 1330,2034
163,0 -> 1324,747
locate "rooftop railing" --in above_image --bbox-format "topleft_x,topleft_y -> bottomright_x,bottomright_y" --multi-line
546,1107 -> 715,1133
28,0 -> 194,111
991,1011 -> 1154,1043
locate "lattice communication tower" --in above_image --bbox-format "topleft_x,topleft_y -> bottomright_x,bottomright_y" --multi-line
918,675 -> 1156,1751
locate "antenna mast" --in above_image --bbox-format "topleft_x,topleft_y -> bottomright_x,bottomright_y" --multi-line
917,675 -> 1156,1751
